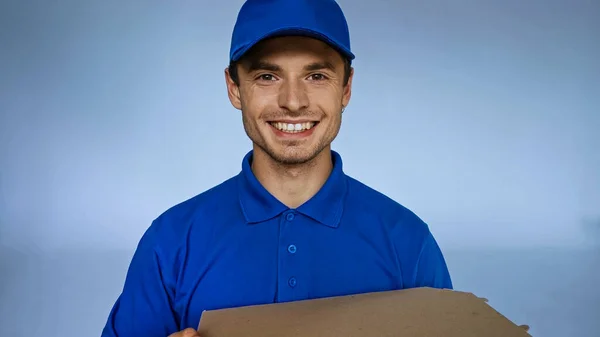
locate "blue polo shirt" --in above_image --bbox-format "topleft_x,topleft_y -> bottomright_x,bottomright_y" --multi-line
101,150 -> 452,337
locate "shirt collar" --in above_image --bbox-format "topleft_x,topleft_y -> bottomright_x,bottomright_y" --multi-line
237,150 -> 348,228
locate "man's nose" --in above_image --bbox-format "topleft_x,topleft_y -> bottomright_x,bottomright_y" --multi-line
278,78 -> 309,112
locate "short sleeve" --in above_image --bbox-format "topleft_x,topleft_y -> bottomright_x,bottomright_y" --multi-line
101,223 -> 180,337
413,232 -> 453,289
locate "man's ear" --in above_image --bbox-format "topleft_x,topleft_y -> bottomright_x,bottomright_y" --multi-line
341,67 -> 354,108
225,67 -> 242,110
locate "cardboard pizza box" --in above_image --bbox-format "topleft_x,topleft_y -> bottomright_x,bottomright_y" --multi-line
197,287 -> 530,337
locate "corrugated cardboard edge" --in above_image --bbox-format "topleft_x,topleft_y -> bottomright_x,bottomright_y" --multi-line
198,288 -> 531,336
475,295 -> 530,333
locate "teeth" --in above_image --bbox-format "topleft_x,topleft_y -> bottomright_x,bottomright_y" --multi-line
271,122 -> 316,133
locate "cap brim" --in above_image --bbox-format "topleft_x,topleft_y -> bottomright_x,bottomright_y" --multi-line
231,27 -> 355,62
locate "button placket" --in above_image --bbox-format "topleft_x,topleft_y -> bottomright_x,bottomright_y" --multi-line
285,211 -> 297,255
277,210 -> 303,301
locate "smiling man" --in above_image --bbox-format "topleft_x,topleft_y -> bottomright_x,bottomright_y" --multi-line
101,1 -> 452,337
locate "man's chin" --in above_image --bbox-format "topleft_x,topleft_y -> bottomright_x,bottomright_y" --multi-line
266,147 -> 322,166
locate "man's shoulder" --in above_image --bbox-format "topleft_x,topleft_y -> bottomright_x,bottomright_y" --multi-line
345,175 -> 442,278
345,175 -> 431,235
161,175 -> 239,219
143,174 -> 240,244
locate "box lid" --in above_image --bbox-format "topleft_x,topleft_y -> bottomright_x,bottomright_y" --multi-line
198,287 -> 530,337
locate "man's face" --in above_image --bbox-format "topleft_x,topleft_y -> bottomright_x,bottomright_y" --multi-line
225,36 -> 353,166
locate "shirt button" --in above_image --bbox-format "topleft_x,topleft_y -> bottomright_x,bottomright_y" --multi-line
286,213 -> 295,221
288,277 -> 297,288
287,244 -> 297,254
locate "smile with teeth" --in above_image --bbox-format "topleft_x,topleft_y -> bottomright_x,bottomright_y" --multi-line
270,121 -> 316,133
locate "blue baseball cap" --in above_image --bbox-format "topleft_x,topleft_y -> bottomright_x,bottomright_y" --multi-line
229,0 -> 355,63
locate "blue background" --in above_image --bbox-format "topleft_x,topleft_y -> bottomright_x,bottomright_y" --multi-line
1,0 -> 598,336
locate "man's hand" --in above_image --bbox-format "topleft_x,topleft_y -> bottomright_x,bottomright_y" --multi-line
168,328 -> 200,337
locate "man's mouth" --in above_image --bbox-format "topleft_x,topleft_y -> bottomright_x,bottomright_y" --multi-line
269,121 -> 318,134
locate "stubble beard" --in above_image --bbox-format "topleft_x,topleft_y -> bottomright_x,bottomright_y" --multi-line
241,112 -> 341,166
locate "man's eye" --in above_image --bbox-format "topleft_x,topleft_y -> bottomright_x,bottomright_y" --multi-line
309,73 -> 326,81
258,74 -> 275,81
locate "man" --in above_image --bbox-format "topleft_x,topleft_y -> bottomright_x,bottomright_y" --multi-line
101,0 -> 452,336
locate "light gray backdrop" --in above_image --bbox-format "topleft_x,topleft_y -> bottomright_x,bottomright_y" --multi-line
1,0 -> 599,336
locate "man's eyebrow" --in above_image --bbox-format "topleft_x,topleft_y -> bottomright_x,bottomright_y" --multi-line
246,60 -> 337,73
304,61 -> 336,72
247,60 -> 282,72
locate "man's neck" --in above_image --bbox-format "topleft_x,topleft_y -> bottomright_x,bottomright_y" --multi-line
251,146 -> 333,209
